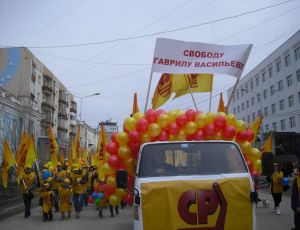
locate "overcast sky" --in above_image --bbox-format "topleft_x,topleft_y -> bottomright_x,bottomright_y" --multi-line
1,0 -> 299,129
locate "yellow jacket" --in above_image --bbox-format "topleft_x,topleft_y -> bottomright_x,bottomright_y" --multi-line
53,170 -> 67,190
40,190 -> 54,213
20,172 -> 36,194
59,186 -> 72,212
272,171 -> 284,193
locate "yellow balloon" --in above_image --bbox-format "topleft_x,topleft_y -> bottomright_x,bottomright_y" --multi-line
235,120 -> 246,131
103,163 -> 114,175
214,132 -> 223,140
116,132 -> 129,145
206,112 -> 216,123
195,113 -> 207,128
148,123 -> 161,137
116,188 -> 127,199
107,176 -> 116,187
184,121 -> 197,134
217,112 -> 226,117
169,134 -> 177,141
133,112 -> 145,120
124,117 -> 136,131
141,133 -> 151,143
253,159 -> 262,171
118,146 -> 131,159
177,129 -> 186,141
109,195 -> 121,207
168,110 -> 177,122
157,114 -> 170,128
125,157 -> 136,168
239,141 -> 251,154
249,148 -> 261,161
226,114 -> 236,126
175,109 -> 185,117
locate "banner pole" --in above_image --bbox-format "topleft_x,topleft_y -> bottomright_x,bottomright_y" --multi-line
226,77 -> 240,111
209,76 -> 214,112
184,75 -> 198,111
144,71 -> 154,112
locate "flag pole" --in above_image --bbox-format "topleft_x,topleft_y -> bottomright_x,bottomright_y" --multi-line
209,76 -> 214,112
226,77 -> 240,110
184,75 -> 198,111
144,71 -> 154,112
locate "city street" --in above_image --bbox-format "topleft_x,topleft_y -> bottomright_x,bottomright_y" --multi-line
0,191 -> 294,230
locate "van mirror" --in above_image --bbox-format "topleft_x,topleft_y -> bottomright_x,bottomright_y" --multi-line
116,170 -> 128,189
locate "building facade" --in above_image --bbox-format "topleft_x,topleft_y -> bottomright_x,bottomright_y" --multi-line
227,30 -> 300,135
79,122 -> 99,153
0,47 -> 77,161
98,121 -> 118,142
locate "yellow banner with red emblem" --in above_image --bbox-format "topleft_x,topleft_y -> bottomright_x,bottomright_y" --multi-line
141,177 -> 253,230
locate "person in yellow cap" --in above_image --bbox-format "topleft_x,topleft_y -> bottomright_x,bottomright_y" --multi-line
271,162 -> 284,215
53,162 -> 67,212
20,165 -> 36,218
71,165 -> 87,218
59,178 -> 72,219
40,182 -> 54,221
83,164 -> 96,206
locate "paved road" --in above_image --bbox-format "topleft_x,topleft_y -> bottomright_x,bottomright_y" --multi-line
0,191 -> 294,230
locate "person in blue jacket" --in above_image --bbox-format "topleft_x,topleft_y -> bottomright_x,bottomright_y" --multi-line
291,165 -> 300,230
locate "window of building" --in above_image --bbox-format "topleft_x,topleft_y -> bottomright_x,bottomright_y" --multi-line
276,60 -> 281,72
257,93 -> 261,103
289,116 -> 296,128
251,97 -> 255,106
250,80 -> 254,90
278,80 -> 283,91
233,94 -> 235,102
271,103 -> 276,114
284,53 -> 291,67
247,115 -> 250,124
268,66 -> 273,78
242,103 -> 245,111
255,75 -> 259,86
262,71 -> 266,82
233,108 -> 236,115
297,69 -> 300,82
264,106 -> 268,116
237,91 -> 239,100
263,89 -> 268,99
295,46 -> 300,60
270,85 -> 275,96
258,109 -> 262,116
272,122 -> 277,131
280,119 -> 286,131
246,100 -> 249,108
242,117 -> 245,122
237,105 -> 240,113
265,124 -> 269,131
288,95 -> 294,107
279,99 -> 285,111
241,88 -> 244,97
287,75 -> 293,87
252,113 -> 255,121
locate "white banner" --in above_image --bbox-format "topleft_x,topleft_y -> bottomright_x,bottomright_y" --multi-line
151,38 -> 252,78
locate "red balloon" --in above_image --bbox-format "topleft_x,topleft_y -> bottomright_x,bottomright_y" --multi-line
128,130 -> 140,143
251,170 -> 259,178
106,142 -> 119,155
88,196 -> 94,204
158,129 -> 169,141
103,184 -> 116,198
204,124 -> 216,137
176,114 -> 187,127
157,109 -> 166,116
123,193 -> 134,205
111,132 -> 118,142
108,154 -> 122,169
236,130 -> 247,142
214,115 -> 226,130
186,134 -> 193,141
145,109 -> 158,123
128,141 -> 140,159
193,130 -> 205,140
128,175 -> 134,188
185,109 -> 197,121
167,122 -> 179,135
223,125 -> 236,139
136,118 -> 149,132
245,129 -> 255,142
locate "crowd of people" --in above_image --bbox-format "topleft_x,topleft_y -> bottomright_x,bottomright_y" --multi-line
19,161 -> 125,221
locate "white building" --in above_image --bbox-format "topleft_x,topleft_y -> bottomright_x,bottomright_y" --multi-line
227,30 -> 300,134
79,122 -> 99,152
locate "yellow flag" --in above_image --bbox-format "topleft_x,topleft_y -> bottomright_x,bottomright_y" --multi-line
49,127 -> 58,165
132,92 -> 139,115
152,73 -> 213,109
1,139 -> 16,188
249,116 -> 263,142
217,93 -> 226,113
24,134 -> 37,168
97,124 -> 107,180
261,133 -> 272,153
75,125 -> 81,159
15,132 -> 29,180
71,138 -> 77,162
81,148 -> 87,165
89,152 -> 95,165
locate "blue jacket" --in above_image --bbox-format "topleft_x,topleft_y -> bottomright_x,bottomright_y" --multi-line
291,178 -> 300,211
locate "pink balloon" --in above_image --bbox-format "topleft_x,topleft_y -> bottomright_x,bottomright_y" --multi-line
128,130 -> 140,143
236,130 -> 247,142
204,124 -> 216,137
108,154 -> 122,169
186,134 -> 193,141
158,129 -> 169,141
136,118 -> 149,132
193,130 -> 205,140
176,114 -> 187,127
223,125 -> 236,139
145,109 -> 158,123
111,132 -> 118,142
245,129 -> 255,142
185,109 -> 197,121
128,141 -> 140,159
167,122 -> 179,135
214,115 -> 226,130
156,109 -> 166,116
106,142 -> 119,155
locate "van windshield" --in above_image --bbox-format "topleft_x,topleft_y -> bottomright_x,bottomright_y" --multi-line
138,142 -> 248,178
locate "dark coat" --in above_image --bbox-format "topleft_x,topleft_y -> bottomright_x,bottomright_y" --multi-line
291,178 -> 300,211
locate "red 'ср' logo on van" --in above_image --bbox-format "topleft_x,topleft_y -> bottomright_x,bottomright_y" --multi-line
177,182 -> 227,230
